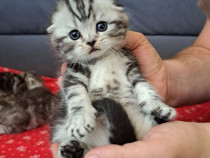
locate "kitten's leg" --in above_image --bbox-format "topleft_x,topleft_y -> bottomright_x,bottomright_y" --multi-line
62,66 -> 97,139
127,62 -> 176,121
51,104 -> 107,158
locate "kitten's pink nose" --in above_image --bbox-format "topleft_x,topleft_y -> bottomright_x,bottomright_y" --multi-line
87,40 -> 96,47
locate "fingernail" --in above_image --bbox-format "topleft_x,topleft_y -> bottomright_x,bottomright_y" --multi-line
87,154 -> 99,158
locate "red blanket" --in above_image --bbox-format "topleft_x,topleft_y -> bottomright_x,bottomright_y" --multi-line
0,66 -> 210,158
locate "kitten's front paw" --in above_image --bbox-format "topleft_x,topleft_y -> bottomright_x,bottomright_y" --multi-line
67,107 -> 97,139
140,100 -> 176,121
59,140 -> 84,158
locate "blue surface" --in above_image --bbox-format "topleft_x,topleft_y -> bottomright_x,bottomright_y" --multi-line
0,0 -> 205,35
0,0 -> 206,77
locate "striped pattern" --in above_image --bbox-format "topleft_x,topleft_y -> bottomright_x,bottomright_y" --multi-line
48,0 -> 176,158
64,0 -> 94,21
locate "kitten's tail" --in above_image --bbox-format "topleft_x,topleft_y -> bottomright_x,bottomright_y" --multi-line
92,98 -> 137,145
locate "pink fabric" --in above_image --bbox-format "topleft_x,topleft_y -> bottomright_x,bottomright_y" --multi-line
0,66 -> 210,158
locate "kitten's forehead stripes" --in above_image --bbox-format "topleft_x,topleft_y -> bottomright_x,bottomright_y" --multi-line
64,0 -> 81,21
88,1 -> 95,19
64,0 -> 94,21
75,0 -> 86,20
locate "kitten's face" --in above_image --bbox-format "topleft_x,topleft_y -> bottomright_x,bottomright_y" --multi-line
48,0 -> 128,62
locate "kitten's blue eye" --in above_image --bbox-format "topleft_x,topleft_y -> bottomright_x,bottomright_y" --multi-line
69,30 -> 80,40
96,21 -> 107,32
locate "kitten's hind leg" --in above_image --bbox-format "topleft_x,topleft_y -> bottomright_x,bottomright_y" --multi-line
59,139 -> 91,158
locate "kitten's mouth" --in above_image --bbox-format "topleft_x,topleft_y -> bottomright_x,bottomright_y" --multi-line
89,48 -> 100,54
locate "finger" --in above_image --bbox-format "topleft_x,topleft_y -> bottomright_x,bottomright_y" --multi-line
84,142 -> 154,158
85,142 -> 158,158
84,144 -> 126,158
125,31 -> 164,85
51,143 -> 59,158
58,62 -> 67,86
85,140 -> 175,158
125,31 -> 163,78
125,31 -> 160,64
124,30 -> 155,53
61,62 -> 67,75
57,76 -> 62,87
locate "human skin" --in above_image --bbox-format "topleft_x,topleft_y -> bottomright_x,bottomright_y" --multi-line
52,19 -> 210,158
52,121 -> 210,158
164,19 -> 210,107
124,19 -> 210,108
84,121 -> 210,158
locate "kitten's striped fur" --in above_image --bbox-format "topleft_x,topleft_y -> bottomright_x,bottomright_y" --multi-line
48,0 -> 176,157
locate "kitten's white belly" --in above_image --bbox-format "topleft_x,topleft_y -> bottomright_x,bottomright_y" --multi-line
89,54 -> 132,101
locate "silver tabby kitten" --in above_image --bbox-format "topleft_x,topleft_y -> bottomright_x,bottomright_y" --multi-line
48,0 -> 176,157
0,72 -> 53,134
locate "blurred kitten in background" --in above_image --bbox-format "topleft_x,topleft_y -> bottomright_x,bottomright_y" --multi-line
0,72 -> 54,134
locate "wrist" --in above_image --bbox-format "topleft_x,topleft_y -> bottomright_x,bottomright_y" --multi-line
163,46 -> 210,107
163,59 -> 182,107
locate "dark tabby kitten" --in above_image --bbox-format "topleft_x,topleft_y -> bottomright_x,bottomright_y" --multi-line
47,0 -> 177,158
0,72 -> 53,134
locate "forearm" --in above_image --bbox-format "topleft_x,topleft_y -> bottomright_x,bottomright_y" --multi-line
164,47 -> 210,107
165,19 -> 210,107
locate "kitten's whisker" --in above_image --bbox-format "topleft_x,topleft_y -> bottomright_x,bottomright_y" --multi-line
72,55 -> 81,67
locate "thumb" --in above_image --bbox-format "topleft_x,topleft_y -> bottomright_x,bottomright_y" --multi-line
84,144 -> 126,158
125,31 -> 163,79
84,139 -> 173,158
84,141 -> 155,158
125,31 -> 168,100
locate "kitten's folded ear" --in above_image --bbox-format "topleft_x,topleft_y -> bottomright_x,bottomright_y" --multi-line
113,0 -> 123,7
107,0 -> 123,8
47,24 -> 55,34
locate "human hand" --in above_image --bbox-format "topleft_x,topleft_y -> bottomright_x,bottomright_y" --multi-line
84,121 -> 210,158
51,121 -> 210,158
124,31 -> 170,104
